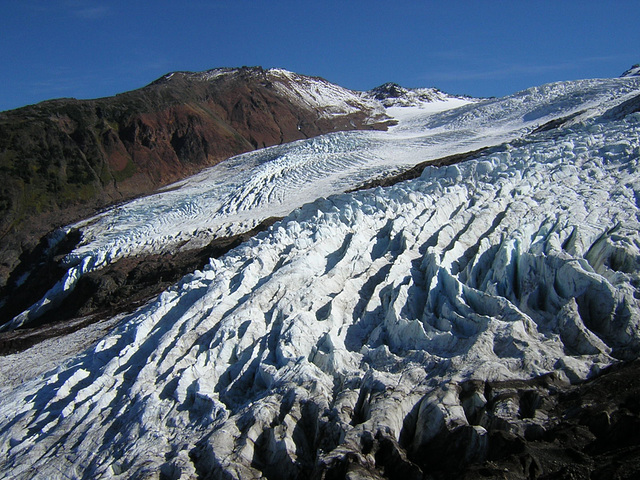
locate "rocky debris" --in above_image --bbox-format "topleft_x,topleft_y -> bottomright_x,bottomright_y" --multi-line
314,361 -> 640,479
0,217 -> 280,354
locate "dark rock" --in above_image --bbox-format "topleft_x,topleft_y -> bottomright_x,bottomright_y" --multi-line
0,217 -> 279,354
370,83 -> 406,100
449,362 -> 640,479
309,362 -> 640,479
373,432 -> 423,480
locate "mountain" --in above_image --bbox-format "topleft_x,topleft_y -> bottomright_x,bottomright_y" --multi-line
0,72 -> 467,332
7,74 -> 637,333
1,67 -> 640,479
0,66 -> 393,293
367,82 -> 460,107
621,64 -> 640,77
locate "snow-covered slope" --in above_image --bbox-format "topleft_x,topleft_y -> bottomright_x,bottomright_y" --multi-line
267,68 -> 387,121
367,82 -> 458,107
156,67 -> 390,124
1,73 -> 640,478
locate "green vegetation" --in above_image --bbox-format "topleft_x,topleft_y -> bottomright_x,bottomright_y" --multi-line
112,157 -> 137,182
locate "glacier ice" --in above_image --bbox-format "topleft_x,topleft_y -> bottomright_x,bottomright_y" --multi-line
1,77 -> 640,478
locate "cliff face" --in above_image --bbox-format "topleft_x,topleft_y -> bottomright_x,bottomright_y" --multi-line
0,67 -> 392,288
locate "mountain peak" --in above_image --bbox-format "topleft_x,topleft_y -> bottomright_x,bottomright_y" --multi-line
368,82 -> 451,107
151,66 -> 265,85
370,82 -> 409,99
621,64 -> 640,77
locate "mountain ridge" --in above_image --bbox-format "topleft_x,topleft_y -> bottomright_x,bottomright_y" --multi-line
621,64 -> 640,77
5,73 -> 640,333
0,66 -> 397,294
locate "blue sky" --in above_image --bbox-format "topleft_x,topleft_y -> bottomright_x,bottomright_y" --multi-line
1,0 -> 638,111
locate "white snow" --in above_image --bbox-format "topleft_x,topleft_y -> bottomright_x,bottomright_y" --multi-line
1,74 -> 640,478
385,96 -> 472,123
159,68 -> 236,83
267,68 -> 388,121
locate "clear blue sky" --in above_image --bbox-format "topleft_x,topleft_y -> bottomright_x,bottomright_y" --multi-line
1,0 -> 638,111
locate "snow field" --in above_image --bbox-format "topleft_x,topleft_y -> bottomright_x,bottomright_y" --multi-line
268,68 -> 388,121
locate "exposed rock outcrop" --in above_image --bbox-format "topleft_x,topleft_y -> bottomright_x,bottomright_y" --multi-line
367,82 -> 455,107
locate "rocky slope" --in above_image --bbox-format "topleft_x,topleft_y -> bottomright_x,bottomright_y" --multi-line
0,66 -> 392,291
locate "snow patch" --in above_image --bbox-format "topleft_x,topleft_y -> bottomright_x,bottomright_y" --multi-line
621,64 -> 640,77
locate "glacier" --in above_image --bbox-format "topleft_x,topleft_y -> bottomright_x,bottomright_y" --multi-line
1,75 -> 640,478
5,76 -> 640,330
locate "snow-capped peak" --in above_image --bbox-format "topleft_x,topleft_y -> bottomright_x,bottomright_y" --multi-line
262,68 -> 387,120
151,67 -> 390,124
367,82 -> 457,107
621,64 -> 640,77
152,67 -> 238,84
